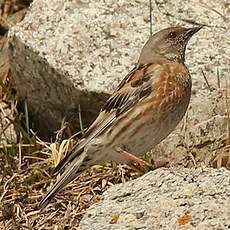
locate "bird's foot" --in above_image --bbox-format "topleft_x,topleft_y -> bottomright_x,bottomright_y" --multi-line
115,146 -> 155,170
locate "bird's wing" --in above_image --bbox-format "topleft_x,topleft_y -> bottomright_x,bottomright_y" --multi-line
53,63 -> 162,175
38,63 -> 163,209
84,63 -> 161,137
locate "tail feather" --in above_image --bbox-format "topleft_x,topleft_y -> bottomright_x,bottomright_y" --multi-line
38,150 -> 87,209
52,139 -> 86,176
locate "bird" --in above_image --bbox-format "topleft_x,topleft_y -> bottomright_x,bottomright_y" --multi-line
38,26 -> 203,209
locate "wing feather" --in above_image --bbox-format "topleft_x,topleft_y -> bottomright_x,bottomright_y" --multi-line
54,63 -> 161,175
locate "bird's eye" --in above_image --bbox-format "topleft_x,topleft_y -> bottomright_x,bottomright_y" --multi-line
168,31 -> 177,38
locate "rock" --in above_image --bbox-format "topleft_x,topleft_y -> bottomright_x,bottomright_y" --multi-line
153,89 -> 230,168
79,167 -> 230,230
8,0 -> 229,137
0,38 -> 17,144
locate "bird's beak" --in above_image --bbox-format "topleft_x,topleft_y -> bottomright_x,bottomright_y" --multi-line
185,26 -> 203,39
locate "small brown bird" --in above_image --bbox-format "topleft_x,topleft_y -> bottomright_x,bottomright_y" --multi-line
38,26 -> 202,209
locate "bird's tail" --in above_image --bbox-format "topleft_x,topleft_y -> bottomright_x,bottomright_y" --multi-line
38,150 -> 87,209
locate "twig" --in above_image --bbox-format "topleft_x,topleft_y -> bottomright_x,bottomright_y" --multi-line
30,129 -> 51,149
182,104 -> 190,148
200,68 -> 212,91
180,18 -> 208,27
0,143 -> 36,148
154,1 -> 221,29
199,2 -> 230,22
0,120 -> 11,137
217,68 -> 220,88
0,174 -> 17,203
69,128 -> 88,140
55,120 -> 68,144
149,0 -> 153,36
18,133 -> 22,171
24,100 -> 30,135
78,104 -> 84,136
189,152 -> 197,167
24,156 -> 48,161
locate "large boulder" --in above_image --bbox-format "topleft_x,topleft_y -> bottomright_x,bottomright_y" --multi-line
79,168 -> 230,230
8,0 -> 229,138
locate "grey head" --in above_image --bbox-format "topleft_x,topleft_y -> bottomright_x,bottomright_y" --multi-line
138,26 -> 203,64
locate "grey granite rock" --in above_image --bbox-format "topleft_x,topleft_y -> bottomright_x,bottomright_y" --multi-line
79,168 -> 230,230
8,0 -> 229,137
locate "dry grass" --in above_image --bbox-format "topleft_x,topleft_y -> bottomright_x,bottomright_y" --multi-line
0,1 -> 230,229
0,9 -> 142,225
0,143 -> 141,229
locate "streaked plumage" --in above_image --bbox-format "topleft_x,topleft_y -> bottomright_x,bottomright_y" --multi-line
38,26 -> 202,209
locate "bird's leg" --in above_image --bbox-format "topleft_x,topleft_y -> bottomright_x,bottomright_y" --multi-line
115,146 -> 155,170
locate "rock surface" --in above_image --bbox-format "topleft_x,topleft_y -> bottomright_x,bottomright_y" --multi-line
8,0 -> 229,137
79,167 -> 230,230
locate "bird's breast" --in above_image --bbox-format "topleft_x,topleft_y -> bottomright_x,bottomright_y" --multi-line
104,62 -> 192,159
114,63 -> 191,154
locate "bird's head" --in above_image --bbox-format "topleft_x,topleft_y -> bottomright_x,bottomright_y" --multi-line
138,26 -> 203,64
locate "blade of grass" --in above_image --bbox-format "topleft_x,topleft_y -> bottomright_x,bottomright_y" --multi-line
200,68 -> 212,91
217,68 -> 220,88
149,0 -> 153,36
78,104 -> 84,136
24,100 -> 30,135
